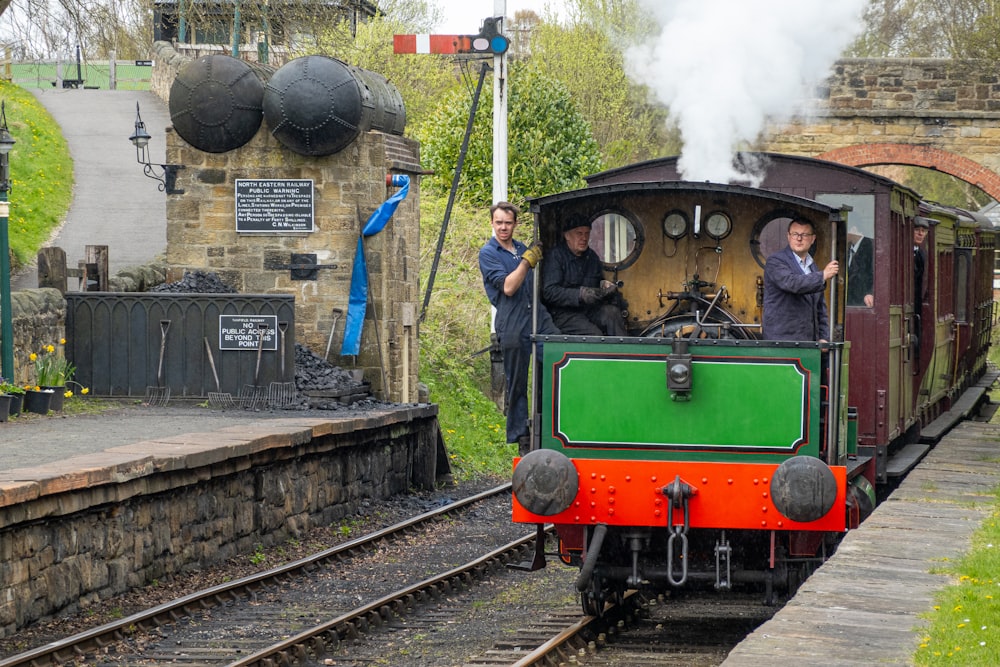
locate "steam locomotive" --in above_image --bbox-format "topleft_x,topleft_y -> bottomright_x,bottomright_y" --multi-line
510,153 -> 997,612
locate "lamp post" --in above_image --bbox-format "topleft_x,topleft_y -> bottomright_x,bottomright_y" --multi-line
129,102 -> 184,194
0,101 -> 16,381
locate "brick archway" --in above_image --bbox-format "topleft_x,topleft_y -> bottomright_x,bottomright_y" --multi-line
817,144 -> 1000,202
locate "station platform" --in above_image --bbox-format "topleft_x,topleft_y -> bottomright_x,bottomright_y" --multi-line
0,401 -> 447,636
724,418 -> 1000,666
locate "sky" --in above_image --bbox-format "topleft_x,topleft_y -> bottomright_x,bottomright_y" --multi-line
431,0 -> 566,35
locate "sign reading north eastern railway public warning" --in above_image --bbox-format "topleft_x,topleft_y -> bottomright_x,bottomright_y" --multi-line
235,179 -> 314,232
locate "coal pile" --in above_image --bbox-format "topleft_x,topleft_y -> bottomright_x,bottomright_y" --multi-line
151,271 -> 237,293
293,344 -> 374,409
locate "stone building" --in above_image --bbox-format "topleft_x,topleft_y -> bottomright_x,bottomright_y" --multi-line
149,41 -> 421,402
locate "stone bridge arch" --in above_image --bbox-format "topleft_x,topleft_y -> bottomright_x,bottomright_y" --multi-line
757,58 -> 1000,201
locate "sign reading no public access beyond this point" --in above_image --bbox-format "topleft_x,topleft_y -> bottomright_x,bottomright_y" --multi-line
219,315 -> 279,351
235,179 -> 314,233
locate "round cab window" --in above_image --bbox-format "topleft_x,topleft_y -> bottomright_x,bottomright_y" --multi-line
589,210 -> 643,270
752,212 -> 810,269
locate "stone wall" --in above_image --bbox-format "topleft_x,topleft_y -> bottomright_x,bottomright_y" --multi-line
4,263 -> 168,387
0,406 -> 442,636
760,58 -> 1000,199
151,42 -> 422,402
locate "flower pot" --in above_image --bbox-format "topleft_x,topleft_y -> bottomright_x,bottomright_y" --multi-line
41,386 -> 66,411
23,389 -> 52,415
0,395 -> 10,423
6,392 -> 22,416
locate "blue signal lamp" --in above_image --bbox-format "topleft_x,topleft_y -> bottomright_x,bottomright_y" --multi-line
458,16 -> 509,55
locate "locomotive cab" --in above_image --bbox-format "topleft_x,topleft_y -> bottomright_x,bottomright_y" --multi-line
512,179 -> 855,611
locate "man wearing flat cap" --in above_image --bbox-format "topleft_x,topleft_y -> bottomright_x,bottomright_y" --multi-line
541,214 -> 627,336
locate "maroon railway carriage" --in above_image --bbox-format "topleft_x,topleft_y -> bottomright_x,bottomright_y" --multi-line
584,152 -> 998,488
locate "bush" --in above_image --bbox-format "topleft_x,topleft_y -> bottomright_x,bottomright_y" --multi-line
416,62 -> 603,209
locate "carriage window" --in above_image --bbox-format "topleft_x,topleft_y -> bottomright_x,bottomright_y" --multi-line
956,252 -> 970,322
817,194 -> 875,308
589,210 -> 643,270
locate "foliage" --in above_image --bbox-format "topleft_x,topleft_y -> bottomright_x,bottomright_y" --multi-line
416,62 -> 604,209
526,19 -> 677,168
845,0 -> 1000,61
0,0 -> 148,59
31,341 -> 75,387
913,488 -> 1000,665
0,80 -> 74,270
0,377 -> 25,394
866,165 -> 992,210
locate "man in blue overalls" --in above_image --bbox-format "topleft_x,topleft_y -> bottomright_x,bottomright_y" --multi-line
479,202 -> 558,454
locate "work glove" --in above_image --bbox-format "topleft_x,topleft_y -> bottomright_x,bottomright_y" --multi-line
579,286 -> 603,305
521,243 -> 543,268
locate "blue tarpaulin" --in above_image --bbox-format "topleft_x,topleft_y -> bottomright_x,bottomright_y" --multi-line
340,175 -> 410,356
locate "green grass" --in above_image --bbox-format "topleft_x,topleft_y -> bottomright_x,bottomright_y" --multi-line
912,328 -> 1000,664
914,490 -> 1000,665
10,62 -> 151,91
0,80 -> 74,268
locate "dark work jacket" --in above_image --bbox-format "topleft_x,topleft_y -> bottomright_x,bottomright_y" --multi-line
540,242 -> 603,310
762,246 -> 829,341
846,236 -> 874,306
914,245 -> 926,308
478,236 -> 555,347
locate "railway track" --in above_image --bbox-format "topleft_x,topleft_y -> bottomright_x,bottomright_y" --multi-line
0,483 -> 529,667
460,590 -> 779,667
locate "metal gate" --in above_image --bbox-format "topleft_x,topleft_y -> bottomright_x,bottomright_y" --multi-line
65,292 -> 295,398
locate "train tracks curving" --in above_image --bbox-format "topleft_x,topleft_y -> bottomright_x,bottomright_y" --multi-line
0,483 -> 534,667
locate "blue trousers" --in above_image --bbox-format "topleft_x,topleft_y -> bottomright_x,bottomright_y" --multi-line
503,338 -> 531,444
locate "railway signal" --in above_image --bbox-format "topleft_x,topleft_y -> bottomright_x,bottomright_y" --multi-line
393,17 -> 509,55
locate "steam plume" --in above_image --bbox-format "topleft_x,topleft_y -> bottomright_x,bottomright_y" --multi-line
626,0 -> 868,184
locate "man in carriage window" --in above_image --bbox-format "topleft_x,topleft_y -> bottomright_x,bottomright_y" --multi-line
846,225 -> 874,307
762,219 -> 840,342
541,214 -> 628,336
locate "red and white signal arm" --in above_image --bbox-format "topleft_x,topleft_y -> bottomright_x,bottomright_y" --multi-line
393,33 -> 509,55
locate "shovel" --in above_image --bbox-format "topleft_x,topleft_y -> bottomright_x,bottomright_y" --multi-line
325,307 -> 343,360
267,321 -> 296,408
144,319 -> 171,406
204,338 -> 236,409
240,323 -> 268,410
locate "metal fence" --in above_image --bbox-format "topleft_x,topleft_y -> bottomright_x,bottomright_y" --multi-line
7,59 -> 152,90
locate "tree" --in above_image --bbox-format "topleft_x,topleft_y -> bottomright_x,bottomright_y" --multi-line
417,62 -> 603,208
845,0 -> 1000,60
526,18 -> 676,168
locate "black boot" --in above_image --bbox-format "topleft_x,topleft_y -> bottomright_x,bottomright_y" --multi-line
517,435 -> 531,456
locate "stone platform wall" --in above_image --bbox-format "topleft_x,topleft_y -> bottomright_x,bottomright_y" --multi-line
0,406 -> 444,636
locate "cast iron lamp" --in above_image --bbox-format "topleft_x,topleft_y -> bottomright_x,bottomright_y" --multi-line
129,102 -> 184,194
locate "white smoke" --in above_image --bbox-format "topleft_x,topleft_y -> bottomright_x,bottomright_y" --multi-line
626,0 -> 868,184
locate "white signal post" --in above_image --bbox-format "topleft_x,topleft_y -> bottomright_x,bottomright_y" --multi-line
392,7 -> 509,203
493,0 -> 508,204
